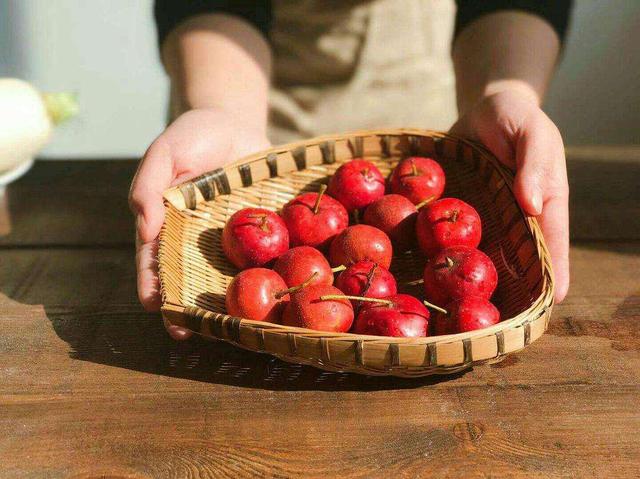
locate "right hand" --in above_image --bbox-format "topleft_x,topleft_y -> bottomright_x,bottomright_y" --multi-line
129,108 -> 270,339
451,91 -> 569,302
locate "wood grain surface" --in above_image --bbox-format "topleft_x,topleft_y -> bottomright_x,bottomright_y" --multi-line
0,150 -> 638,478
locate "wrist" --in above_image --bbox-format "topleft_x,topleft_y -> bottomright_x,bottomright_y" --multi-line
482,80 -> 541,106
459,80 -> 541,116
220,105 -> 269,141
171,94 -> 268,136
171,96 -> 268,141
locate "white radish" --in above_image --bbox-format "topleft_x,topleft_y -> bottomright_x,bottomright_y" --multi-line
0,78 -> 78,173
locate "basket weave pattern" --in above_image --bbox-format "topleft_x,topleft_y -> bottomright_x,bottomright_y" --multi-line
159,129 -> 554,377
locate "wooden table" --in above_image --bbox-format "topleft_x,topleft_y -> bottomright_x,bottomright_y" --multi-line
1,149 -> 639,478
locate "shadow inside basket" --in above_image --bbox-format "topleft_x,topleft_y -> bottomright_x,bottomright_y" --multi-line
181,153 -> 540,323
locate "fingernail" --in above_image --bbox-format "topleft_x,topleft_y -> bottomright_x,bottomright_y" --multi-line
167,325 -> 193,341
531,194 -> 543,216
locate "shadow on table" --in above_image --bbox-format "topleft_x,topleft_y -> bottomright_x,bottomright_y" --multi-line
13,157 -> 637,391
46,296 -> 466,391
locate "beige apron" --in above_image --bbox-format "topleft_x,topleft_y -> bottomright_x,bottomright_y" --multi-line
268,0 -> 457,144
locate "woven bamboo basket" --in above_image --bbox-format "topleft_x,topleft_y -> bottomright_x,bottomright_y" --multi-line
159,129 -> 554,377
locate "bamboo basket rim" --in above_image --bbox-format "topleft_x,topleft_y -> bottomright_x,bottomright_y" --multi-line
160,128 -> 554,347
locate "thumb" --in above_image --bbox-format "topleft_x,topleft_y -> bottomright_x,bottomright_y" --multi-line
129,139 -> 174,311
513,152 -> 544,217
129,139 -> 173,242
512,117 -> 562,217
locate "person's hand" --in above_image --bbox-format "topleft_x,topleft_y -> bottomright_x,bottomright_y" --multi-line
129,108 -> 270,337
450,90 -> 569,303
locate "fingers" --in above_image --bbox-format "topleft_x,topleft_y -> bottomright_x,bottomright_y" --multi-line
130,139 -> 174,312
137,231 -> 193,339
513,115 -> 570,302
163,316 -> 194,341
512,115 -> 562,216
129,139 -> 173,243
136,236 -> 162,311
538,192 -> 570,303
514,151 -> 544,216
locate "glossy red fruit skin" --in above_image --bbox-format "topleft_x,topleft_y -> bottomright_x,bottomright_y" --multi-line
430,309 -> 457,336
281,192 -> 349,251
273,246 -> 333,287
327,159 -> 385,212
282,284 -> 354,332
423,245 -> 498,305
389,156 -> 445,205
222,208 -> 289,269
363,194 -> 418,252
416,197 -> 482,257
456,297 -> 500,332
353,294 -> 430,337
431,297 -> 500,335
335,261 -> 397,308
329,225 -> 393,269
225,268 -> 288,323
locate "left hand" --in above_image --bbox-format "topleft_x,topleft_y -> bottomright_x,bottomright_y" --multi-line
451,90 -> 569,303
129,108 -> 271,339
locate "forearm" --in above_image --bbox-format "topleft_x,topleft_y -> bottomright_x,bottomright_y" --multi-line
453,11 -> 560,115
161,13 -> 272,134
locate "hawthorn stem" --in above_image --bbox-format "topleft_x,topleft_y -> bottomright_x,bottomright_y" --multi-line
274,272 -> 318,299
416,196 -> 435,209
435,257 -> 455,269
450,210 -> 459,222
319,295 -> 393,306
423,300 -> 448,315
331,265 -> 347,273
313,184 -> 328,214
362,262 -> 378,296
246,213 -> 269,232
406,278 -> 424,286
411,159 -> 418,176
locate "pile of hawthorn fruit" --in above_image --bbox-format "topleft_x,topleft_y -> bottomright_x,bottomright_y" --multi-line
222,156 -> 500,338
